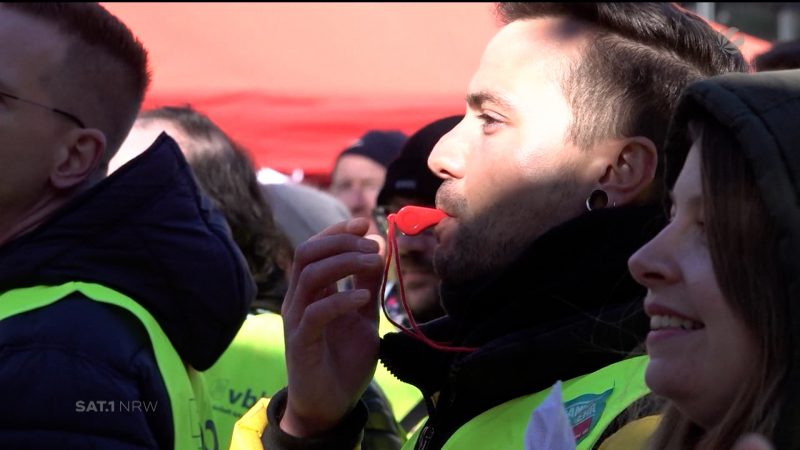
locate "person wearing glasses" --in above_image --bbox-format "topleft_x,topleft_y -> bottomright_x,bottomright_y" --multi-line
0,4 -> 253,449
374,116 -> 461,330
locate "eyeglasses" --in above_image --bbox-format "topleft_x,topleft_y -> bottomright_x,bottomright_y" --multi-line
372,206 -> 394,237
0,90 -> 86,128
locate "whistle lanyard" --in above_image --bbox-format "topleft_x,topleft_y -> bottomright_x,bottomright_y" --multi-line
379,212 -> 477,353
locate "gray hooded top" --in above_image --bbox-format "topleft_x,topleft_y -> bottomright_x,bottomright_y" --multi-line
664,68 -> 800,448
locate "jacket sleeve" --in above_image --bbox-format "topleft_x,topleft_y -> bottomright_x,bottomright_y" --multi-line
0,295 -> 172,449
260,388 -> 368,450
361,381 -> 407,450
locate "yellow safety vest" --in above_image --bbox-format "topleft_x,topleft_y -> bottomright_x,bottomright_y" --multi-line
0,282 -> 217,450
403,356 -> 650,450
204,309 -> 423,448
202,313 -> 288,450
376,313 -> 425,428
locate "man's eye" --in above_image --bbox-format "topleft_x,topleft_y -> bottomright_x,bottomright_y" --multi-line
477,113 -> 502,133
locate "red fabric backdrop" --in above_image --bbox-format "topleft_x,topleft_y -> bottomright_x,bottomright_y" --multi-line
103,3 -> 772,184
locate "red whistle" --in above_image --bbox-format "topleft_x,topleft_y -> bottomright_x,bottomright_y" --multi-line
390,206 -> 448,236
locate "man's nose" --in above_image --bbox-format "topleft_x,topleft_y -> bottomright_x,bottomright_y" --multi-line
428,119 -> 467,181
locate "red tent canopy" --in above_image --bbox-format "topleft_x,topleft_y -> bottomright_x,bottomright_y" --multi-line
103,3 -> 771,184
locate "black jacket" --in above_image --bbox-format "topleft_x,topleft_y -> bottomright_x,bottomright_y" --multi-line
0,134 -> 254,449
266,203 -> 665,450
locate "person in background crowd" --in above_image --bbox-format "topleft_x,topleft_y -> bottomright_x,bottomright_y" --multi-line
0,4 -> 253,449
115,106 -> 285,314
329,130 -> 406,235
375,115 -> 461,328
258,182 -> 351,313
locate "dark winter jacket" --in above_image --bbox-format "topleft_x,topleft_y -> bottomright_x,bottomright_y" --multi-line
0,133 -> 254,449
265,202 -> 666,450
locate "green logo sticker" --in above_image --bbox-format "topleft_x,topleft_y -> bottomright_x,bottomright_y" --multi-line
564,388 -> 613,444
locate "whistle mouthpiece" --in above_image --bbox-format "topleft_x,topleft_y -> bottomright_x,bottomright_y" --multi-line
392,206 -> 448,236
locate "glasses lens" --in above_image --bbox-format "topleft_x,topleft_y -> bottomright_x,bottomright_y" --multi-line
373,207 -> 392,236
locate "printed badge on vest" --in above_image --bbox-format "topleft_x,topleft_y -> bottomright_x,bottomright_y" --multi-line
564,388 -> 613,444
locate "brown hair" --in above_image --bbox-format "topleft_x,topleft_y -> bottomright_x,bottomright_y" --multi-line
496,3 -> 749,200
138,106 -> 288,309
648,117 -> 789,449
4,3 -> 150,161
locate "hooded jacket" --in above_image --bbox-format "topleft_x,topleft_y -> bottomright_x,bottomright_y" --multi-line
0,133 -> 254,449
660,68 -> 800,450
264,202 -> 666,450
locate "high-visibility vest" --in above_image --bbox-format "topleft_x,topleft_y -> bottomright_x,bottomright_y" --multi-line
403,356 -> 650,450
0,282 -> 218,450
202,313 -> 288,450
376,313 -> 425,430
204,310 -> 424,447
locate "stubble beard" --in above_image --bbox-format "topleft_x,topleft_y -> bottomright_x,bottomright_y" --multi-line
434,177 -> 583,287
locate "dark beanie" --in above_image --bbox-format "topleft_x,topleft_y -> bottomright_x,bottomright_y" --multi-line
377,115 -> 462,207
337,130 -> 407,169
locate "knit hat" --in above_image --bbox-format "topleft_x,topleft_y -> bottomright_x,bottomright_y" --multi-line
377,115 -> 462,207
337,130 -> 407,169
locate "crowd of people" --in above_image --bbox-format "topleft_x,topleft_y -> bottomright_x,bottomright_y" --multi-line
2,2 -> 800,450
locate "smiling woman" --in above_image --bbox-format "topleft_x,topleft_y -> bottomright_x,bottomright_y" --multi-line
626,69 -> 800,449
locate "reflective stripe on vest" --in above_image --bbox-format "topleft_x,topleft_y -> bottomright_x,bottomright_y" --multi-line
403,356 -> 650,450
0,282 -> 215,450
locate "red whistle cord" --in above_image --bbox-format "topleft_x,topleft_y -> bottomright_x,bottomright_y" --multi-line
379,212 -> 477,353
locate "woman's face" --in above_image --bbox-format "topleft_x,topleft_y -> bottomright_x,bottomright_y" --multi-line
628,140 -> 759,428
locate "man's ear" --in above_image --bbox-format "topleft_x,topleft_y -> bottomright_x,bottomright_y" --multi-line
50,128 -> 107,190
596,136 -> 658,206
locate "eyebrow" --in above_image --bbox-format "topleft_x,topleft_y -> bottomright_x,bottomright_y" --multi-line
465,90 -> 515,112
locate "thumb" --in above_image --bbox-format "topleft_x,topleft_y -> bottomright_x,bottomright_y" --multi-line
366,234 -> 387,260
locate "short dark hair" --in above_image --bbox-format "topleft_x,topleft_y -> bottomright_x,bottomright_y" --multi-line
496,3 -> 748,190
4,3 -> 150,159
139,106 -> 284,305
754,40 -> 800,72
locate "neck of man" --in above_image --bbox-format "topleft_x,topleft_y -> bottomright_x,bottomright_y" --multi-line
0,190 -> 77,247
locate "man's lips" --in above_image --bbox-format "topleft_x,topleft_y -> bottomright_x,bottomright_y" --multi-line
434,216 -> 456,242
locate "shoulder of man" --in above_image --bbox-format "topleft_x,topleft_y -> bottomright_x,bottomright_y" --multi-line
0,292 -> 173,449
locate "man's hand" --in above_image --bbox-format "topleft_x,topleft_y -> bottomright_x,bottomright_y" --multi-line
280,217 -> 384,437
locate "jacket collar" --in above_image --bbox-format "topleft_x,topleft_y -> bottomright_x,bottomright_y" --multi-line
381,203 -> 664,411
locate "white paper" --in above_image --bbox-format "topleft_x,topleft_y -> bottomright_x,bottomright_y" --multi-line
524,381 -> 577,450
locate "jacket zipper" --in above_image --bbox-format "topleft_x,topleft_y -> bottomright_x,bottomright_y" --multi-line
416,425 -> 435,450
